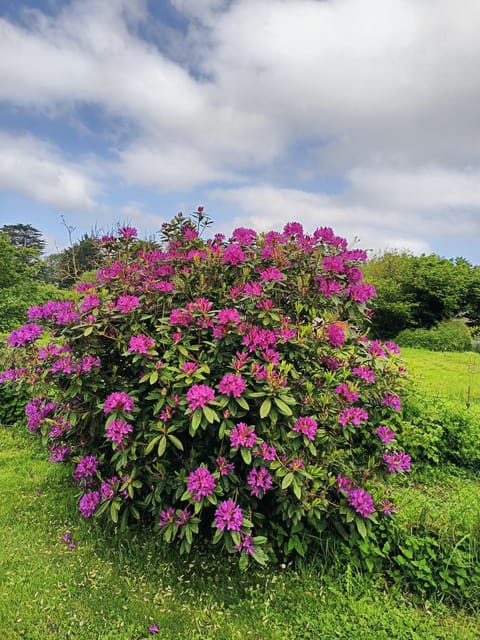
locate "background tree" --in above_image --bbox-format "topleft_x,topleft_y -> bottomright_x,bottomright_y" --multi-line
363,252 -> 480,339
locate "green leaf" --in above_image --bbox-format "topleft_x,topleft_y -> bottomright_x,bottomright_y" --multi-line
157,435 -> 167,457
240,447 -> 252,464
191,408 -> 202,433
281,472 -> 294,489
149,370 -> 159,384
236,396 -> 250,411
167,434 -> 184,451
259,398 -> 272,419
144,435 -> 162,455
273,397 -> 293,416
83,325 -> 94,337
203,405 -> 216,424
292,479 -> 302,500
355,516 -> 367,539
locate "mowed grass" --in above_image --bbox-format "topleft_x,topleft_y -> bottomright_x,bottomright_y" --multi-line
1,427 -> 480,639
400,347 -> 480,403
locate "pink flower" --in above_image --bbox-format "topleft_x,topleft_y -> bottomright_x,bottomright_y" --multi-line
118,226 -> 137,240
292,416 -> 318,441
128,335 -> 155,354
230,227 -> 257,245
80,293 -> 100,312
79,491 -> 100,518
243,282 -> 263,297
106,419 -> 133,445
222,244 -> 246,265
230,422 -> 256,448
218,374 -> 246,398
375,425 -> 396,444
326,323 -> 346,347
338,407 -> 369,426
334,383 -> 359,403
257,442 -> 277,461
186,384 -> 215,411
216,456 -> 235,476
288,458 -> 304,471
217,308 -> 241,325
382,393 -> 401,411
159,507 -> 175,527
383,451 -> 411,473
352,366 -> 375,383
8,323 -> 43,347
181,362 -> 199,375
247,467 -> 273,497
348,488 -> 375,518
259,267 -> 284,282
116,296 -> 141,313
234,533 -> 255,555
187,467 -> 216,501
103,392 -> 134,414
214,500 -> 243,531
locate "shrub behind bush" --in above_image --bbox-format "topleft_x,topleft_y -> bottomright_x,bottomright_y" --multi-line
396,319 -> 472,352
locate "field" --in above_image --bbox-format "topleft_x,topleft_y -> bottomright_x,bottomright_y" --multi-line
1,348 -> 480,639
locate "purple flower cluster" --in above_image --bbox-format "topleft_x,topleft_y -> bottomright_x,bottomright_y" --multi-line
375,425 -> 396,444
186,384 -> 215,411
25,397 -> 58,433
216,456 -> 235,476
103,392 -> 134,414
335,383 -> 359,403
326,323 -> 346,347
352,366 -> 375,383
214,500 -> 243,531
347,488 -> 375,518
247,466 -> 273,497
230,422 -> 256,448
292,416 -> 318,441
383,451 -> 411,473
128,335 -> 155,354
73,455 -> 99,483
8,323 -> 42,347
234,533 -> 255,555
338,407 -> 369,426
79,491 -> 100,518
217,373 -> 246,398
106,419 -> 133,445
187,467 -> 216,501
116,295 -> 141,313
382,393 -> 401,411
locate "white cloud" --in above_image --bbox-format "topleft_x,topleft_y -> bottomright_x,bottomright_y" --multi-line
0,131 -> 98,209
1,0 -> 480,258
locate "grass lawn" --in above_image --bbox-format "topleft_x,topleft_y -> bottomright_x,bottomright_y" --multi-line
1,425 -> 480,639
400,347 -> 480,404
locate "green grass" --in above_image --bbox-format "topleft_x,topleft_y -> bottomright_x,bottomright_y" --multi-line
1,426 -> 480,639
400,347 -> 480,403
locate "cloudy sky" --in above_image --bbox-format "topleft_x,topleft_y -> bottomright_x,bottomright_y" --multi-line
1,0 -> 479,261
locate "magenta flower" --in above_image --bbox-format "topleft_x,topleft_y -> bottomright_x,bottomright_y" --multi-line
222,244 -> 246,265
218,373 -> 246,398
128,335 -> 155,354
73,455 -> 98,483
326,323 -> 346,347
100,477 -> 118,500
169,308 -> 194,326
257,442 -> 277,461
148,624 -> 160,634
187,467 -> 216,501
79,491 -> 100,518
234,533 -> 255,555
230,227 -> 257,245
383,451 -> 411,473
103,392 -> 134,414
336,474 -> 356,492
216,456 -> 235,476
283,221 -> 304,236
106,419 -> 133,445
259,267 -> 284,282
382,392 -> 401,411
116,295 -> 141,313
338,407 -> 369,426
335,383 -> 359,403
322,256 -> 345,273
186,384 -> 215,411
292,416 -> 318,441
247,467 -> 273,497
214,500 -> 243,531
118,226 -> 138,240
348,488 -> 375,518
375,425 -> 396,444
243,282 -> 263,297
318,277 -> 343,298
80,294 -> 100,312
181,361 -> 199,375
217,308 -> 241,325
8,323 -> 43,347
288,458 -> 304,471
230,422 -> 256,448
352,366 -> 375,383
348,283 -> 376,303
48,445 -> 71,463
159,507 -> 175,527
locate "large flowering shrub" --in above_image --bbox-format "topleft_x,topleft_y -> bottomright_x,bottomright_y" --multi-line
1,211 -> 409,566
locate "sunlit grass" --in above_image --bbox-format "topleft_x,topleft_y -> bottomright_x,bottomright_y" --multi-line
400,347 -> 480,404
1,426 -> 480,639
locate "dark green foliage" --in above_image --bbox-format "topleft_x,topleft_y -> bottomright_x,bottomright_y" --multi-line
397,388 -> 480,469
363,252 -> 480,339
396,319 -> 473,352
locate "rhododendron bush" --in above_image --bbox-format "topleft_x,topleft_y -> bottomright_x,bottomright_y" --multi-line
1,210 -> 409,567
